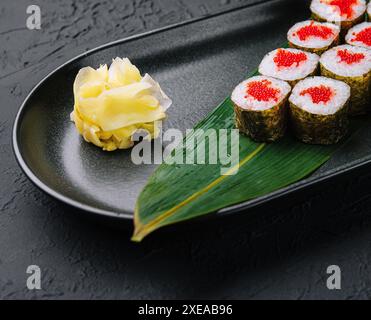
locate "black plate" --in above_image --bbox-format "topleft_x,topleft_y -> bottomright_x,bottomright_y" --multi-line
13,0 -> 371,221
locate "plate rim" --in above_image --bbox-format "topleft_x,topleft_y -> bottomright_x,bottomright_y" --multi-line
12,0 -> 278,220
12,0 -> 371,221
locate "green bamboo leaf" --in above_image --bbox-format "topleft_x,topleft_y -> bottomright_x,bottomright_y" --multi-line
132,75 -> 344,242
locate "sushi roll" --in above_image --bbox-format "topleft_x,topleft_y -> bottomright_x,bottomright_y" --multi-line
345,22 -> 371,49
289,76 -> 351,145
310,0 -> 367,35
320,44 -> 371,115
231,76 -> 291,142
258,48 -> 320,87
288,20 -> 340,55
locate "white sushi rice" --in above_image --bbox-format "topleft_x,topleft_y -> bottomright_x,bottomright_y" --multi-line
232,76 -> 291,111
310,0 -> 366,22
258,48 -> 320,82
289,76 -> 350,115
320,44 -> 371,77
345,22 -> 371,49
288,20 -> 340,49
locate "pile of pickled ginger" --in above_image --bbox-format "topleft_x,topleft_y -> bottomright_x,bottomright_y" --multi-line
71,58 -> 172,151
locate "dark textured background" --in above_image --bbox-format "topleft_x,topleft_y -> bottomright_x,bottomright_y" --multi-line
2,0 -> 371,300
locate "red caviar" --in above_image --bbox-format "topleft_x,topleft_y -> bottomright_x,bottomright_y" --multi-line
337,48 -> 365,64
328,0 -> 358,19
300,85 -> 333,104
245,80 -> 280,102
273,49 -> 308,68
295,21 -> 334,41
351,27 -> 371,47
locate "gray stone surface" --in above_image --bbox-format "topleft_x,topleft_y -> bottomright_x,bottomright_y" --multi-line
1,0 -> 371,299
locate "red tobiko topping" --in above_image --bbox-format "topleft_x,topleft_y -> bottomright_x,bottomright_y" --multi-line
351,27 -> 371,47
337,48 -> 365,64
245,80 -> 280,102
328,0 -> 358,19
300,85 -> 333,104
295,21 -> 334,41
273,49 -> 308,68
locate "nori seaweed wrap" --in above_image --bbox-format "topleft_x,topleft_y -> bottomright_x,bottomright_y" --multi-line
320,45 -> 371,115
289,76 -> 351,145
231,76 -> 291,142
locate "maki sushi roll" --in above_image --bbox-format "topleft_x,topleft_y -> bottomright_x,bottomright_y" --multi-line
288,20 -> 340,55
345,22 -> 371,49
231,76 -> 291,142
259,48 -> 320,86
310,0 -> 367,34
289,76 -> 351,145
320,44 -> 371,115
